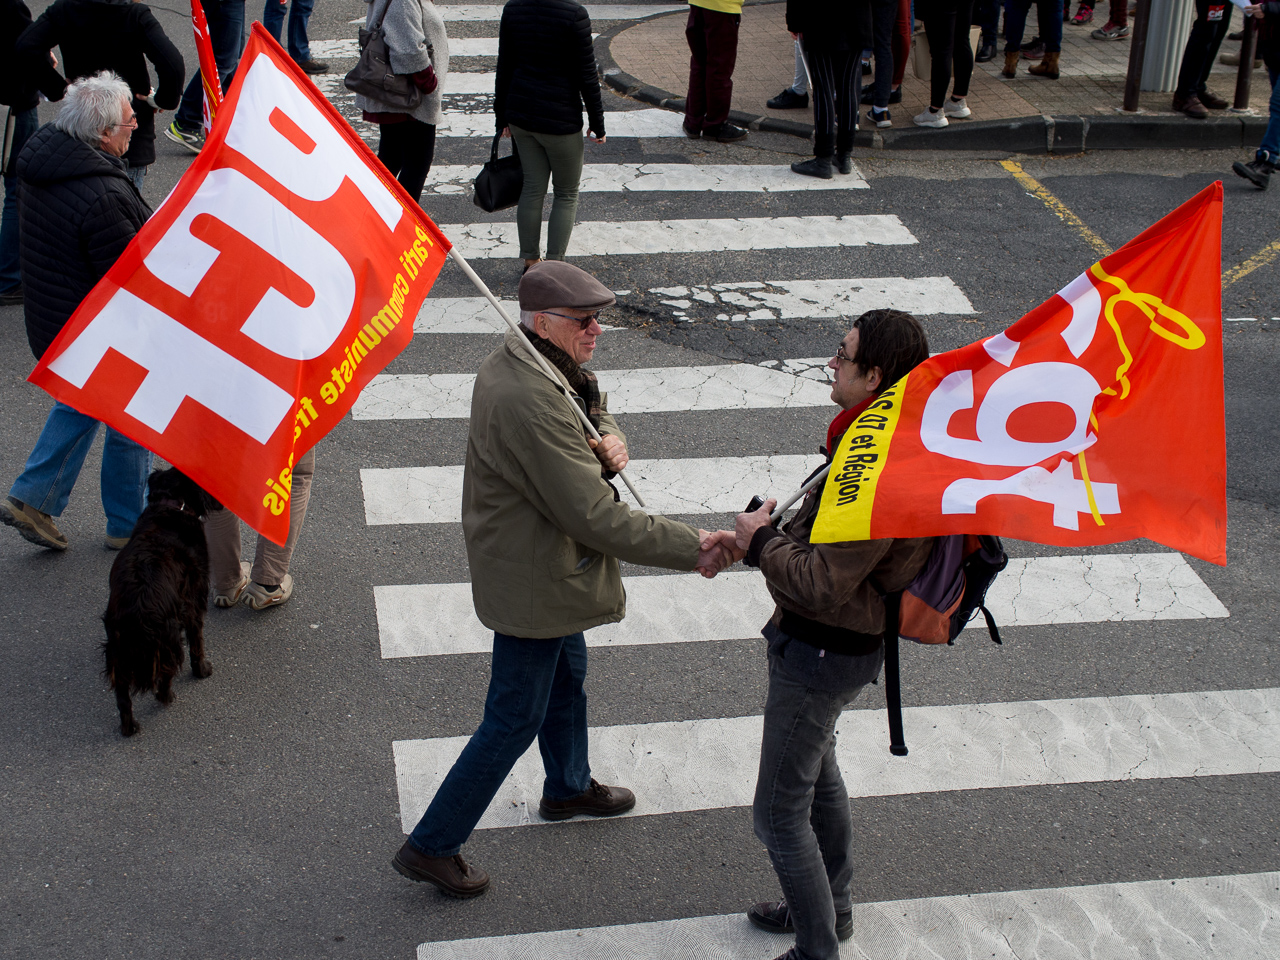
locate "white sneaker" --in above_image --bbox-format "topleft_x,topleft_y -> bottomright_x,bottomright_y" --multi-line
913,108 -> 948,128
943,98 -> 971,118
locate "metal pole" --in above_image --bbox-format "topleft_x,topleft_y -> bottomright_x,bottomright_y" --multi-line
1123,0 -> 1154,112
446,247 -> 647,508
1233,13 -> 1259,111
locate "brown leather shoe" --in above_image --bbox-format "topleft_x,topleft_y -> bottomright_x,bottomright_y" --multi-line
392,841 -> 490,898
1173,95 -> 1209,119
538,778 -> 636,821
1199,89 -> 1229,110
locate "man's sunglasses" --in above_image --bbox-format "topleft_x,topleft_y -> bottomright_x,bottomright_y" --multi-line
541,310 -> 603,329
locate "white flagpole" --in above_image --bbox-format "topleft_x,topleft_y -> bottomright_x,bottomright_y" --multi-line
770,464 -> 828,522
447,247 -> 647,508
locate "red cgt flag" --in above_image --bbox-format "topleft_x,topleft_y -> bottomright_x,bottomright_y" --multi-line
191,0 -> 223,133
29,24 -> 451,544
812,182 -> 1227,565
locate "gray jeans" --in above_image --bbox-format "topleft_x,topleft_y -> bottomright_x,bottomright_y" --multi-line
508,122 -> 584,260
753,625 -> 883,960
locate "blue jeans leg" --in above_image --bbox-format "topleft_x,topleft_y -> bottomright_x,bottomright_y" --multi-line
407,633 -> 592,857
287,0 -> 315,61
1259,64 -> 1280,162
10,403 -> 104,517
1003,0 -> 1028,53
1,106 -> 39,293
176,0 -> 246,131
100,427 -> 153,538
753,630 -> 882,960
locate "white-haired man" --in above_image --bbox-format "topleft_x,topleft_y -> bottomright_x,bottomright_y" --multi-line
0,71 -> 152,551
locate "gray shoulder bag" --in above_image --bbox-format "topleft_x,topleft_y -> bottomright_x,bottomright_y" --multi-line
343,0 -> 424,109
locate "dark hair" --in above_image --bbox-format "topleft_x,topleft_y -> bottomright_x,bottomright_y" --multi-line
851,309 -> 929,393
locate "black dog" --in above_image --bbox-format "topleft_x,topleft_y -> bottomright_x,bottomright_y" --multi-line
103,467 -> 221,737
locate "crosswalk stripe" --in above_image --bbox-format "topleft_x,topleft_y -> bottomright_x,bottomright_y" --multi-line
360,455 -> 816,525
412,297 -> 520,334
352,363 -> 833,420
393,686 -> 1279,832
374,554 -> 1227,659
434,108 -> 689,139
439,72 -> 496,95
437,216 -> 917,259
348,4 -> 684,22
416,871 -> 1280,959
650,277 -> 976,320
423,163 -> 869,193
310,38 -> 510,59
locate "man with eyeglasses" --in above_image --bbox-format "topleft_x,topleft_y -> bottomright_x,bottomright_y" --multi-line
391,260 -> 736,900
724,310 -> 936,960
0,73 -> 153,551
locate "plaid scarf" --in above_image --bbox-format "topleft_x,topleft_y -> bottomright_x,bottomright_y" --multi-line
528,333 -> 602,432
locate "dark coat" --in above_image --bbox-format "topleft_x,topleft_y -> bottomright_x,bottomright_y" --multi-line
786,0 -> 873,53
495,0 -> 604,137
16,0 -> 184,167
0,0 -> 63,111
17,123 -> 151,360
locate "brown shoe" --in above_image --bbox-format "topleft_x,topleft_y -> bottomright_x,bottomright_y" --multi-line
538,778 -> 636,821
1029,51 -> 1060,79
1199,89 -> 1229,110
0,496 -> 68,550
1174,95 -> 1209,119
1002,50 -> 1020,78
392,841 -> 490,898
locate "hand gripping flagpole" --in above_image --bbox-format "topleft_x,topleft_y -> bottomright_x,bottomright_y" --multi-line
447,247 -> 647,508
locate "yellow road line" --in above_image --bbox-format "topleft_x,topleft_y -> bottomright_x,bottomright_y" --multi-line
1000,160 -> 1113,259
1222,238 -> 1280,287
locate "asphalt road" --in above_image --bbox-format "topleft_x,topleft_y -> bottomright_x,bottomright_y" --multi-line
1,3 -> 1277,958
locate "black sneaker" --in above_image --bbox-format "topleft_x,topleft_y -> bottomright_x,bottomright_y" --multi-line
860,85 -> 903,106
703,121 -> 748,143
295,58 -> 329,74
791,156 -> 833,179
748,899 -> 854,941
164,120 -> 203,154
767,87 -> 809,109
1021,36 -> 1046,59
1233,158 -> 1274,190
835,153 -> 854,175
682,121 -> 702,139
0,283 -> 22,306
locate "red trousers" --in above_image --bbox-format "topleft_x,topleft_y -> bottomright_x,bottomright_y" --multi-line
685,6 -> 741,130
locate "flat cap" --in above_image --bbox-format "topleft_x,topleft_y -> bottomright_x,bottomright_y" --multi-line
518,260 -> 616,312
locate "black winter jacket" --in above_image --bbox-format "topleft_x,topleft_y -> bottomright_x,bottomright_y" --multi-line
16,0 -> 184,167
17,124 -> 151,360
786,0 -> 872,53
495,0 -> 604,136
0,0 -> 63,111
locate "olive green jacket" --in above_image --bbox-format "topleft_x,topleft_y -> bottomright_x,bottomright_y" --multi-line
462,329 -> 703,638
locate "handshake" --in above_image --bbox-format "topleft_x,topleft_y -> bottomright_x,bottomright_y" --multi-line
695,495 -> 779,579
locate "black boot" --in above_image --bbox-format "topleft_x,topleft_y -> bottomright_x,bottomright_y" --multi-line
791,156 -> 834,179
835,153 -> 853,175
1233,157 -> 1274,190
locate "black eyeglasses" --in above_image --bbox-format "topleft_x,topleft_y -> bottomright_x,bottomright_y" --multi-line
541,310 -> 603,329
834,343 -> 855,364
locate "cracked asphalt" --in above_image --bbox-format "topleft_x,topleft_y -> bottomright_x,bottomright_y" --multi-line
1,2 -> 1277,958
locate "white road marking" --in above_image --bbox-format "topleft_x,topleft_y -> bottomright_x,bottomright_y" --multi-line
417,871 -> 1280,959
412,297 -> 519,334
348,5 -> 684,22
437,216 -> 917,259
393,687 -> 1279,832
651,277 -> 975,320
310,38 -> 517,59
351,363 -> 833,420
421,163 -> 869,194
435,109 -> 688,138
374,554 -> 1227,660
360,455 -> 817,525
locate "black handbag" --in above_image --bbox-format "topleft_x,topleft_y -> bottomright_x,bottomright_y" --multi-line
472,134 -> 523,212
343,1 -> 423,110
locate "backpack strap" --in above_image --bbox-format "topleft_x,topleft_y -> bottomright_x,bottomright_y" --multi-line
881,590 -> 909,757
979,603 -> 1002,645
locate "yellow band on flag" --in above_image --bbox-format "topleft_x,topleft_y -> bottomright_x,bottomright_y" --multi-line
810,374 -> 910,543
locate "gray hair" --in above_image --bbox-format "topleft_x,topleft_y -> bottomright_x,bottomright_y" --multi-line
54,71 -> 132,145
519,308 -> 540,329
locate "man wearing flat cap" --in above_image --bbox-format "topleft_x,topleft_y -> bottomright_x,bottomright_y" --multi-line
393,261 -> 731,899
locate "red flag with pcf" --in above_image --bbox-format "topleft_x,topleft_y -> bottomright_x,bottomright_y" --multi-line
191,0 -> 223,133
811,182 -> 1226,564
29,24 -> 451,544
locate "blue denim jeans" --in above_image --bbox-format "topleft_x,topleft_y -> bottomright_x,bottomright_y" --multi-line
1,107 -> 40,294
262,0 -> 315,62
1003,0 -> 1062,54
407,632 -> 591,857
9,403 -> 153,538
175,0 -> 246,132
753,626 -> 883,960
1259,63 -> 1280,163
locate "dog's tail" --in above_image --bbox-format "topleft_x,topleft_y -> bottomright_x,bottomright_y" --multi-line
102,613 -> 184,693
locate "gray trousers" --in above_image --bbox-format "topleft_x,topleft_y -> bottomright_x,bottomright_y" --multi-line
204,447 -> 315,592
753,626 -> 883,960
508,123 -> 584,261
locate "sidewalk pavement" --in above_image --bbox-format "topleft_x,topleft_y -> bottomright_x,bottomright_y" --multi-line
598,0 -> 1272,152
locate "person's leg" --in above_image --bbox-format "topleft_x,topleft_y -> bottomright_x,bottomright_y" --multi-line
251,446 -> 314,587
0,106 -> 38,295
535,632 -> 592,799
262,0 -> 285,40
893,0 -> 913,88
685,7 -> 709,131
807,44 -> 837,157
99,427 -> 152,539
1106,0 -> 1127,27
1004,0 -> 1029,51
203,506 -> 246,597
176,0 -> 246,131
507,123 -> 551,261
540,130 -> 584,261
834,50 -> 858,155
393,121 -> 437,204
953,0 -> 976,96
286,0 -> 315,62
376,121 -> 408,179
703,9 -> 742,128
1194,5 -> 1233,97
9,403 -> 102,517
1261,64 -> 1280,162
793,39 -> 810,95
976,0 -> 1000,44
408,634 -> 567,856
925,4 -> 958,108
126,163 -> 147,194
1038,0 -> 1063,51
1175,0 -> 1213,101
871,0 -> 896,108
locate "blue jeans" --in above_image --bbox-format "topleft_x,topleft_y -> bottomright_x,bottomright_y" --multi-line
10,403 -> 152,538
975,0 -> 1001,44
262,0 -> 315,62
407,632 -> 591,857
753,626 -> 883,960
1,107 -> 39,294
175,0 -> 246,132
1258,62 -> 1280,162
1003,0 -> 1062,54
